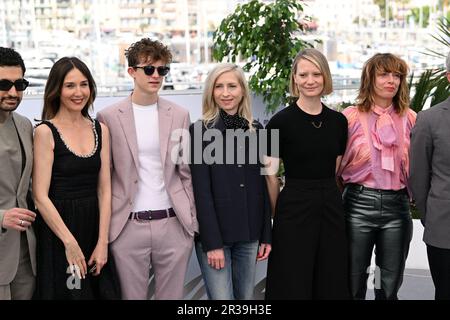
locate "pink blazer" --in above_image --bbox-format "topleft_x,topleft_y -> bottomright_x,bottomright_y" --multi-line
96,95 -> 198,243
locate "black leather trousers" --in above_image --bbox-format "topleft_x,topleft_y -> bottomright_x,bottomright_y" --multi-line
343,184 -> 412,300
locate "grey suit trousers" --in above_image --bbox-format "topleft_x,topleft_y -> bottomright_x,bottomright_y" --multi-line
0,232 -> 35,300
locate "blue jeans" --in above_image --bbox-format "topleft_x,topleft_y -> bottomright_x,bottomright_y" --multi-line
195,240 -> 259,300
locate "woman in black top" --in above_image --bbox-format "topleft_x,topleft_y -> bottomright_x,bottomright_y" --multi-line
264,48 -> 350,299
190,63 -> 271,300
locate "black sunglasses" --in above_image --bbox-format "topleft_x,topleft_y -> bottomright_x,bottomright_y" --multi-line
0,79 -> 29,92
133,65 -> 170,76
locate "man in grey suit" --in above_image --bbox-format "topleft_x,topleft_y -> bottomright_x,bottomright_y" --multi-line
97,39 -> 198,300
410,51 -> 450,300
0,47 -> 36,299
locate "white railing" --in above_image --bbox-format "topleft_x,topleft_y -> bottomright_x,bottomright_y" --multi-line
16,91 -> 430,299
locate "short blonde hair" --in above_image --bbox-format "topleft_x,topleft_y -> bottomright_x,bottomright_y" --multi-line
289,48 -> 333,97
202,63 -> 254,129
356,53 -> 409,115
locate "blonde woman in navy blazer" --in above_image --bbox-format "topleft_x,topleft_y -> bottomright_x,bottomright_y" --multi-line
189,63 -> 272,300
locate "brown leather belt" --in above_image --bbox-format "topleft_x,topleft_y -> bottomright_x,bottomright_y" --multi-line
129,208 -> 176,221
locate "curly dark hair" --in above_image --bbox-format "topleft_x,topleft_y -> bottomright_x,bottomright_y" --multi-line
0,47 -> 26,75
125,38 -> 172,67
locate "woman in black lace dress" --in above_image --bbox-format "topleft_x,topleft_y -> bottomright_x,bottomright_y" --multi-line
33,57 -> 112,299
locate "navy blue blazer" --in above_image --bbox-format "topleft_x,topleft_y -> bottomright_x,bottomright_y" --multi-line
189,117 -> 272,252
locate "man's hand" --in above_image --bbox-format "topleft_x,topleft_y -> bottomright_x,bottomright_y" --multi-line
1,208 -> 36,231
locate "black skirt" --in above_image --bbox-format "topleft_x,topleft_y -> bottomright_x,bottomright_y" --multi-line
265,178 -> 350,300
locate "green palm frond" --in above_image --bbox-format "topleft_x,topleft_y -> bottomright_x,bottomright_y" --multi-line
410,17 -> 450,112
410,70 -> 434,112
430,75 -> 450,106
430,17 -> 450,49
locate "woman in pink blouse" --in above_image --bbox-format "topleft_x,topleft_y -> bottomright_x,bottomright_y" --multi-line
338,53 -> 416,300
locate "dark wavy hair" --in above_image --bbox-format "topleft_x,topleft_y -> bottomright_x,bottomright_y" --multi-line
42,57 -> 96,120
0,47 -> 26,75
356,53 -> 410,115
125,38 -> 172,67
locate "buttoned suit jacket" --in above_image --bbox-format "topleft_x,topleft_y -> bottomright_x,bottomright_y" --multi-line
0,112 -> 36,285
410,97 -> 450,249
189,118 -> 272,252
96,95 -> 198,243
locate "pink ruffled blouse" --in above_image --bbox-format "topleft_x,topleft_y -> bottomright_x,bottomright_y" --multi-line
338,105 -> 416,191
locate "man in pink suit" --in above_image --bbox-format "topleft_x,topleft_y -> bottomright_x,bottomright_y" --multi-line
96,38 -> 198,300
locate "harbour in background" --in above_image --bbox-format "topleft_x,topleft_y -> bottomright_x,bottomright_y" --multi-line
1,0 -> 448,109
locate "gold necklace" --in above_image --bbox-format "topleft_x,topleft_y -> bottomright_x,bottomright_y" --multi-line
311,121 -> 322,129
